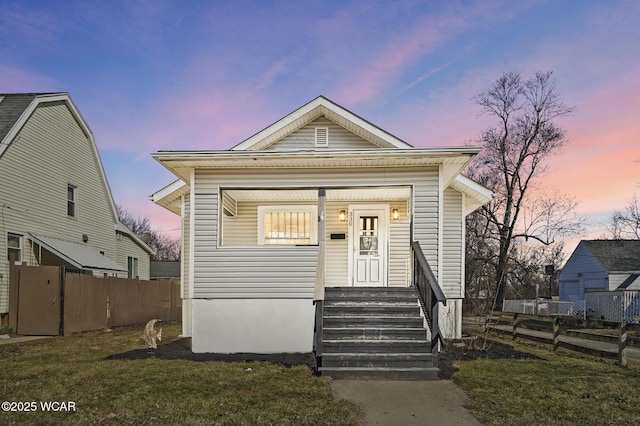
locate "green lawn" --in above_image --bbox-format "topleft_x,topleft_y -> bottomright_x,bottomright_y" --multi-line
0,323 -> 362,425
454,337 -> 640,426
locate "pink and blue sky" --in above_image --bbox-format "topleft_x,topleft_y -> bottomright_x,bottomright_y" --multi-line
1,0 -> 638,247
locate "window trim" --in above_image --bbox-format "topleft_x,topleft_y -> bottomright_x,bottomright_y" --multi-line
257,205 -> 318,246
127,256 -> 139,279
7,232 -> 24,263
67,184 -> 77,218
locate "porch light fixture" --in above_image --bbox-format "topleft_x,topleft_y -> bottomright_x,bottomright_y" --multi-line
339,209 -> 346,222
392,208 -> 399,220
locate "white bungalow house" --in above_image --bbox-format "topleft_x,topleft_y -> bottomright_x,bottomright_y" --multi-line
152,96 -> 492,377
0,93 -> 153,325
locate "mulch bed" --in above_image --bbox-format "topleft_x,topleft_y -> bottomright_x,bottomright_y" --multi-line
437,338 -> 541,379
107,336 -> 539,379
105,338 -> 317,368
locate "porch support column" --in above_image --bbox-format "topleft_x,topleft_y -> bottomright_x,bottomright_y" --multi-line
314,188 -> 326,300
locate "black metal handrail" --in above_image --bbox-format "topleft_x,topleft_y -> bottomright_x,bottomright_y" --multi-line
411,241 -> 447,360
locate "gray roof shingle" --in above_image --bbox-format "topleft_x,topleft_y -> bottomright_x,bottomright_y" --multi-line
583,240 -> 640,272
0,93 -> 61,144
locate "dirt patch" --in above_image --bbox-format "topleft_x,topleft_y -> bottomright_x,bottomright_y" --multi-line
438,339 -> 541,379
105,338 -> 316,368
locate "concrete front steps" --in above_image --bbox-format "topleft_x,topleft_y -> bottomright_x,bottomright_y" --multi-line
317,287 -> 438,380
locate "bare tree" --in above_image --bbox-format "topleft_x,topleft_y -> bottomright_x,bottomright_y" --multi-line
610,193 -> 640,239
517,193 -> 585,244
467,71 -> 575,309
117,205 -> 181,261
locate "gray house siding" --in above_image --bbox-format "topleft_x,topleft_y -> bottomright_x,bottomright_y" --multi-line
268,117 -> 380,151
190,167 -> 438,299
116,233 -> 150,280
442,188 -> 464,298
182,196 -> 191,299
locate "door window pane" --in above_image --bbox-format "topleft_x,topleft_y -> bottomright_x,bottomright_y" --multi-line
359,216 -> 378,255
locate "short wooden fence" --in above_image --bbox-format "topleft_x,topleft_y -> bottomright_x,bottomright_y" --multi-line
500,313 -> 639,366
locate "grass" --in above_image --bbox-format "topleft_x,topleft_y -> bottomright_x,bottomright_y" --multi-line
0,323 -> 362,425
453,336 -> 640,426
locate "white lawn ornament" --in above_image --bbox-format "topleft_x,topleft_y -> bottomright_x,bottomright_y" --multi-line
141,319 -> 163,349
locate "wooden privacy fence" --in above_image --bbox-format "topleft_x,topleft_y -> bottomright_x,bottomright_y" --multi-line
9,264 -> 181,336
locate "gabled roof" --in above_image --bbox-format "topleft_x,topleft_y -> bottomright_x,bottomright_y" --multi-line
582,240 -> 640,272
0,92 -> 119,223
0,93 -> 77,158
231,96 -> 413,151
151,96 -> 494,217
115,222 -> 155,254
0,93 -> 40,146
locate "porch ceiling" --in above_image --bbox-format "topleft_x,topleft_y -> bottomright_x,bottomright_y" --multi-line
225,187 -> 412,202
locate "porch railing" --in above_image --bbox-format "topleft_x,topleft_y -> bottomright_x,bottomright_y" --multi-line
411,241 -> 447,363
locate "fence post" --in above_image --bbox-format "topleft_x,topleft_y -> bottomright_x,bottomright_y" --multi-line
552,317 -> 560,351
618,321 -> 628,366
512,313 -> 519,340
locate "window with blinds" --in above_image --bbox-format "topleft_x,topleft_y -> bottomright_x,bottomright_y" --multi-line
257,205 -> 318,245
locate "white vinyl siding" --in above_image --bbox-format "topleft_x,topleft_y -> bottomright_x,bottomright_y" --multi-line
268,117 -> 381,151
325,200 -> 349,286
0,101 -> 123,312
194,246 -> 318,298
191,167 -> 438,299
116,233 -> 150,280
442,188 -> 464,298
389,201 -> 411,287
182,196 -> 191,299
222,191 -> 237,217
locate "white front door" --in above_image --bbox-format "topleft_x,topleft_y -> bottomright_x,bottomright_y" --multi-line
349,205 -> 389,287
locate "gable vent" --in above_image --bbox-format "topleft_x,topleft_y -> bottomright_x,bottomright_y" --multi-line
315,127 -> 329,147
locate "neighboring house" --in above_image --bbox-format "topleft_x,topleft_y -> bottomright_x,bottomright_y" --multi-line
0,93 -> 153,323
559,240 -> 640,300
151,96 -> 492,360
150,261 -> 181,280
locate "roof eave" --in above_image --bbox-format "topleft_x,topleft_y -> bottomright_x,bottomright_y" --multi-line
152,147 -> 482,183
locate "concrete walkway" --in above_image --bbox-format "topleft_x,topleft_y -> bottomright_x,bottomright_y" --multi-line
332,380 -> 482,426
0,335 -> 52,345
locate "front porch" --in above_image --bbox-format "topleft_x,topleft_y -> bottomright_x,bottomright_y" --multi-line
209,186 -> 447,377
218,186 -> 414,290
